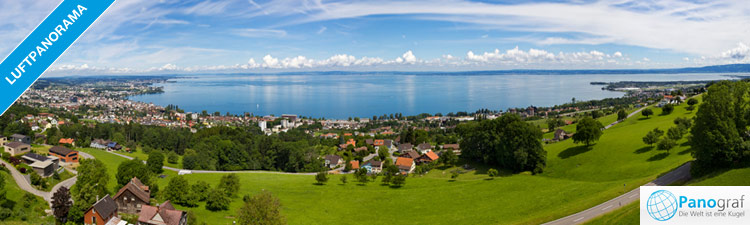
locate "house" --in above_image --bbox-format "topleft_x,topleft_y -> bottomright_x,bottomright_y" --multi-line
349,161 -> 360,170
554,129 -> 570,141
10,134 -> 30,144
91,139 -> 109,149
395,157 -> 415,174
114,177 -> 151,215
345,139 -> 356,147
4,142 -> 31,156
441,144 -> 460,151
107,142 -> 123,151
138,200 -> 187,225
373,139 -> 384,146
362,160 -> 383,174
0,135 -> 5,146
49,146 -> 79,163
84,195 -> 119,225
417,151 -> 440,164
402,150 -> 420,159
59,138 -> 75,146
22,153 -> 59,177
324,155 -> 343,169
416,143 -> 433,153
365,139 -> 374,145
353,146 -> 368,153
397,143 -> 413,154
383,139 -> 394,149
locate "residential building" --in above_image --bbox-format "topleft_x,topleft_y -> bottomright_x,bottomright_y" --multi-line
362,160 -> 383,174
59,138 -> 76,146
10,134 -> 30,144
107,142 -> 122,151
114,177 -> 151,214
554,129 -> 570,141
395,157 -> 415,174
258,121 -> 267,130
416,143 -> 433,153
281,114 -> 298,122
91,139 -> 109,149
84,195 -> 119,225
0,135 -> 5,146
324,155 -> 343,169
402,150 -> 420,159
350,161 -> 360,170
23,153 -> 59,177
417,151 -> 440,164
138,200 -> 187,225
373,139 -> 384,146
49,146 -> 79,163
4,142 -> 30,156
398,143 -> 413,154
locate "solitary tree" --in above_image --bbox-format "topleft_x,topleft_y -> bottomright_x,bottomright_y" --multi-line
617,109 -> 628,121
236,190 -> 286,225
642,108 -> 654,118
686,98 -> 699,111
487,168 -> 499,180
315,171 -> 329,185
354,168 -> 369,184
164,176 -> 190,205
661,104 -> 675,115
205,188 -> 230,211
572,117 -> 604,147
340,175 -> 348,185
147,151 -> 164,174
52,186 -> 72,224
667,126 -> 684,141
450,170 -> 460,180
657,138 -> 677,153
391,175 -> 406,187
218,174 -> 240,197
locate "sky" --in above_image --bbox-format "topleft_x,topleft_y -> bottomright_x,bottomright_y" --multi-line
2,0 -> 750,75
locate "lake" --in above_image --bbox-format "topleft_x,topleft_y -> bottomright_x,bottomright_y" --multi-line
128,73 -> 737,119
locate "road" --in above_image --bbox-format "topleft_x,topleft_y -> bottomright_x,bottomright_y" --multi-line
0,158 -> 77,207
603,106 -> 648,129
541,160 -> 692,225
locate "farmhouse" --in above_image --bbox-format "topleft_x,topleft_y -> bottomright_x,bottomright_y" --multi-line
138,201 -> 188,225
49,146 -> 79,163
4,142 -> 30,156
553,129 -> 571,141
417,151 -> 440,164
114,177 -> 151,214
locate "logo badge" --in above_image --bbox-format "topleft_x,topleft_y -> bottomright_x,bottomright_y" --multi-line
647,190 -> 679,221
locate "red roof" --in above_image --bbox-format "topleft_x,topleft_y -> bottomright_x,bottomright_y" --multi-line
350,161 -> 360,169
424,151 -> 439,161
374,139 -> 384,146
395,157 -> 413,167
58,138 -> 74,144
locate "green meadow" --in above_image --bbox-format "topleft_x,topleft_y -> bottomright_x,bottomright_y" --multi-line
0,171 -> 53,224
75,101 -> 700,225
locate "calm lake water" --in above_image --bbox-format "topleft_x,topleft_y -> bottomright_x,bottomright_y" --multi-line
129,73 -> 738,119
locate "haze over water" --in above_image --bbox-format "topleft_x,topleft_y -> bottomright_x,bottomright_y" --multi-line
129,73 -> 737,119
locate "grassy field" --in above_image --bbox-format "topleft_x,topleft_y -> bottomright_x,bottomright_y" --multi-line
70,102 -> 700,225
117,146 -> 183,169
583,201 -> 639,225
78,148 -> 178,193
540,107 -> 635,140
0,171 -> 54,224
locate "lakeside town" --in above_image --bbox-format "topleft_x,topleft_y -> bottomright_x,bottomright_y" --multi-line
0,75 -> 711,225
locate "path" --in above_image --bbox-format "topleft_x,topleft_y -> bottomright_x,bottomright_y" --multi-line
542,162 -> 692,225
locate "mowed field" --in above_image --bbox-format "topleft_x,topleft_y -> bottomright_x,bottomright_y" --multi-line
77,101 -> 698,225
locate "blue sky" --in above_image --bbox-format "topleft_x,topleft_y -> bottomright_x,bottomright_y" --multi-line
1,0 -> 750,75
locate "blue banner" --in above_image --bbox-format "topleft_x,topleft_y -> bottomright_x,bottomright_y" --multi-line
0,0 -> 115,115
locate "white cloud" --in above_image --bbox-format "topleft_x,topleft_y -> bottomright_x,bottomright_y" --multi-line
719,42 -> 750,61
317,26 -> 327,34
232,28 -> 287,38
613,51 -> 623,58
465,47 -> 626,65
397,50 -> 417,64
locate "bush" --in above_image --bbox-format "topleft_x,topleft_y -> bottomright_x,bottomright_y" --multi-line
0,207 -> 11,220
205,188 -> 230,211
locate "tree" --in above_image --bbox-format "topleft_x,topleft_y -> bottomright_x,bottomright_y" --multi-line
191,181 -> 211,201
572,117 -> 604,147
167,151 -> 179,164
457,114 -> 547,174
340,175 -> 348,185
687,98 -> 699,111
218,174 -> 240,197
591,110 -> 602,119
661,104 -> 675,115
116,157 -> 152,188
315,171 -> 329,184
236,190 -> 286,225
71,159 -> 109,206
377,146 -> 389,161
343,160 -> 352,172
642,129 -> 662,147
546,118 -> 565,132
450,170 -> 460,180
147,151 -> 164,174
487,168 -> 499,179
440,149 -> 458,166
667,126 -> 684,141
657,138 -> 677,153
52,186 -> 72,224
354,168 -> 369,184
164,176 -> 190,205
205,188 -> 230,211
642,108 -> 654,118
617,109 -> 628,121
391,175 -> 406,187
690,81 -> 750,171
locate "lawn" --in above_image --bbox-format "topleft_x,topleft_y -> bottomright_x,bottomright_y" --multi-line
689,167 -> 750,186
72,101 -> 702,225
583,201 -> 639,225
77,148 -> 178,193
41,170 -> 75,192
0,171 -> 54,224
117,146 -> 183,169
540,107 -> 636,140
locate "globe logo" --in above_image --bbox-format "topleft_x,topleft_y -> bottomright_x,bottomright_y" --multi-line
647,190 -> 679,221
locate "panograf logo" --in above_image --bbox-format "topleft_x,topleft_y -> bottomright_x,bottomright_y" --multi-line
641,186 -> 749,224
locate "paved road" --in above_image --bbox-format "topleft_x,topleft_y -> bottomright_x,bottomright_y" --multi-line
0,158 -> 77,207
604,105 -> 648,130
542,162 -> 692,225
